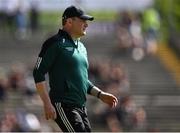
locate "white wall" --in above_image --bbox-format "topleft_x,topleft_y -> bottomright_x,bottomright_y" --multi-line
0,0 -> 153,12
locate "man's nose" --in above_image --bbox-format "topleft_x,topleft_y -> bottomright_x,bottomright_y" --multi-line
85,22 -> 88,27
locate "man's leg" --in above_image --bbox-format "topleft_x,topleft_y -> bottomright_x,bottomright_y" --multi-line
53,102 -> 89,132
81,107 -> 91,132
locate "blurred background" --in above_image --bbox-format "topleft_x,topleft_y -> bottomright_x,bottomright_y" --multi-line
0,0 -> 180,132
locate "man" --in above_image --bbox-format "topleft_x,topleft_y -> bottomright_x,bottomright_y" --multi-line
33,5 -> 118,132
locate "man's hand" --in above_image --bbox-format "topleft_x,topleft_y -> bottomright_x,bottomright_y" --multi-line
35,82 -> 57,120
99,92 -> 118,108
44,103 -> 57,120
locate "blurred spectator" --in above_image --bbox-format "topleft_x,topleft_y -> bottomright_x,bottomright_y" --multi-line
133,107 -> 147,131
0,109 -> 50,132
117,11 -> 132,29
0,78 -> 7,101
0,67 -> 8,101
104,95 -> 147,132
88,59 -> 147,132
15,108 -> 41,132
0,110 -> 22,132
15,0 -> 29,40
129,13 -> 145,61
116,11 -> 133,51
129,13 -> 144,47
3,0 -> 19,33
23,65 -> 36,97
7,63 -> 26,91
109,64 -> 130,96
0,0 -> 7,32
89,60 -> 130,96
106,113 -> 123,132
116,26 -> 132,52
29,0 -> 40,33
115,9 -> 161,60
142,7 -> 160,55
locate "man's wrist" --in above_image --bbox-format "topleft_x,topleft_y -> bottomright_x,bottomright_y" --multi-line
90,86 -> 103,98
97,91 -> 102,98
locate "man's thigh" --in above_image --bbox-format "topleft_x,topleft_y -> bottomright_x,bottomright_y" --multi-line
54,102 -> 91,132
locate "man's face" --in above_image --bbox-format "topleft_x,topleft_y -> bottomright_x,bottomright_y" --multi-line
70,17 -> 88,38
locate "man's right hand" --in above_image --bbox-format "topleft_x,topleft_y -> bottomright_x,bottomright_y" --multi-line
35,82 -> 57,120
44,103 -> 57,120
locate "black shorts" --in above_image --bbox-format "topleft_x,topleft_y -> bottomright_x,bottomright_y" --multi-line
53,102 -> 91,132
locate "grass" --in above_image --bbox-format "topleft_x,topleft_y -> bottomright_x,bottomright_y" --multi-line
89,10 -> 117,21
39,12 -> 61,29
38,10 -> 117,28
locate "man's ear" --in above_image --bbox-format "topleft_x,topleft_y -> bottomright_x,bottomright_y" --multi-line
66,18 -> 73,26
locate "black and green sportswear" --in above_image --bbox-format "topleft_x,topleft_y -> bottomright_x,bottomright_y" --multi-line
33,29 -> 94,107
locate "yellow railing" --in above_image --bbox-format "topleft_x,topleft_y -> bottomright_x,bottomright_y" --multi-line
157,43 -> 180,86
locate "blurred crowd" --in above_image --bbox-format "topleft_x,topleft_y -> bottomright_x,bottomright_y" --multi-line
115,7 -> 160,61
0,62 -> 57,132
0,109 -> 48,132
0,0 -> 39,40
0,59 -> 147,132
0,62 -> 35,101
0,2 -> 162,132
87,59 -> 147,132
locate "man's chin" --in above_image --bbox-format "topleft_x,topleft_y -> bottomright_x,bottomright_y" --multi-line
83,31 -> 86,35
78,32 -> 86,37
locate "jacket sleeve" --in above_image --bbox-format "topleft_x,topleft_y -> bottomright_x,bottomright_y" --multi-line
87,80 -> 94,94
33,40 -> 59,83
80,41 -> 94,94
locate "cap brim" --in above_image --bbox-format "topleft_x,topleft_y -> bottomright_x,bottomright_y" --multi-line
79,15 -> 94,21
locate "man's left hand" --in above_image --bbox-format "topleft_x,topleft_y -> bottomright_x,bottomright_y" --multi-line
99,92 -> 118,108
